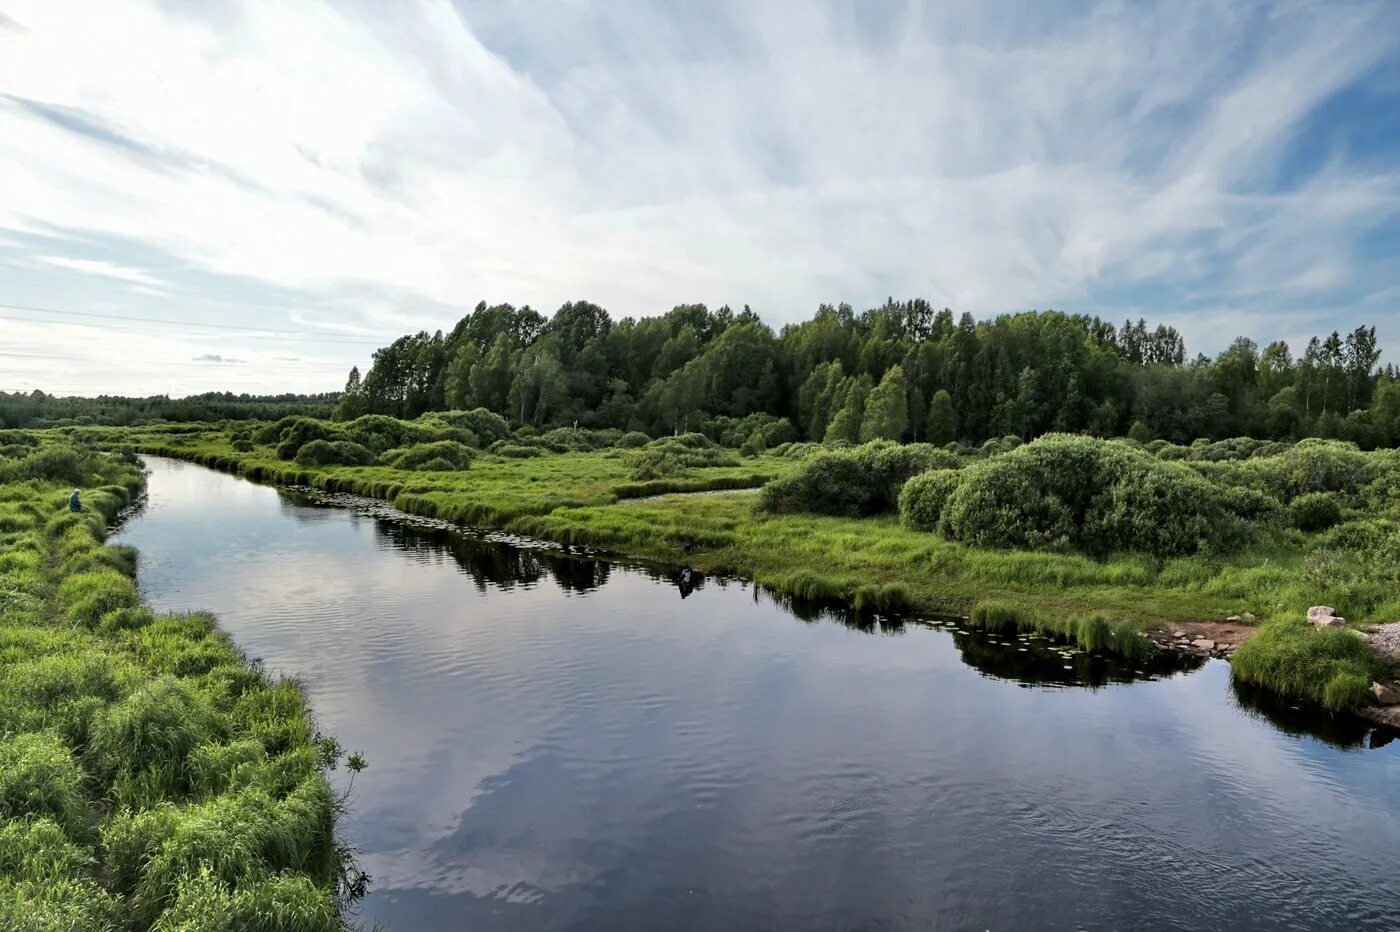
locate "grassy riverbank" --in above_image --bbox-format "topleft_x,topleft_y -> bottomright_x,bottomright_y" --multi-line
0,431 -> 360,928
70,417 -> 1400,714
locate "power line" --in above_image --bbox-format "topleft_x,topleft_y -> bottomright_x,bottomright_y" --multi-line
0,301 -> 408,340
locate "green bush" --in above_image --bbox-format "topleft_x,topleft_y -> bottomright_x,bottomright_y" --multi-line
617,431 -> 650,449
422,408 -> 511,445
271,418 -> 334,460
381,440 -> 474,471
231,439 -> 254,452
939,434 -> 1248,557
20,444 -> 96,485
1290,491 -> 1342,532
293,439 -> 377,468
757,452 -> 881,517
491,443 -> 545,459
1241,439 -> 1372,501
898,469 -> 962,531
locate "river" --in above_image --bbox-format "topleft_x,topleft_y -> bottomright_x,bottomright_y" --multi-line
113,456 -> 1400,930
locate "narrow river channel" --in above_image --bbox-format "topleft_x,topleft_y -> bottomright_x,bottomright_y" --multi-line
114,456 -> 1400,931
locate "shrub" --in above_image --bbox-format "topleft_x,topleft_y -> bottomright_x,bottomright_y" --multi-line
382,440 -> 474,471
939,434 -> 1248,557
492,443 -> 544,459
231,439 -> 254,452
617,431 -> 650,448
1243,439 -> 1372,501
851,441 -> 959,510
271,418 -> 334,460
1230,617 -> 1383,711
293,439 -> 377,468
1290,491 -> 1342,532
898,469 -> 962,531
757,452 -> 881,517
20,445 -> 96,485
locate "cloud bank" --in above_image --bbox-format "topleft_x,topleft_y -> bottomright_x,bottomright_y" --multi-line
1,0 -> 1398,394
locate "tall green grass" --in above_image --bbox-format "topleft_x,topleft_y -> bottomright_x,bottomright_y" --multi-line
0,433 -> 360,928
1229,618 -> 1383,711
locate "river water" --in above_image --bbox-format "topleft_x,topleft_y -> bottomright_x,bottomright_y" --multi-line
114,457 -> 1400,931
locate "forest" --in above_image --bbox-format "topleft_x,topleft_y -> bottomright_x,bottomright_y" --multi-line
0,390 -> 338,429
331,300 -> 1400,449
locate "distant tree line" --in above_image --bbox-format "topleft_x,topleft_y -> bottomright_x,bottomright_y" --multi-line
0,391 -> 339,429
335,299 -> 1400,448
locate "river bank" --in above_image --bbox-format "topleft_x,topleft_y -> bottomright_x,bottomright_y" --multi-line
0,432 -> 360,927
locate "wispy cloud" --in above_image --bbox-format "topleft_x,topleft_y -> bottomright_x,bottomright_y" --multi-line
0,0 -> 1398,396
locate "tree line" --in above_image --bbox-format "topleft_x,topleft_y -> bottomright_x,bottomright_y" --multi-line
335,299 -> 1400,448
0,391 -> 339,429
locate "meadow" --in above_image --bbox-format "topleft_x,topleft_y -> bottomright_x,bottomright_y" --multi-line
80,412 -> 1400,714
0,431 -> 361,928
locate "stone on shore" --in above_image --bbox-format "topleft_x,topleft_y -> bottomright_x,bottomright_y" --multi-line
1372,681 -> 1400,706
1191,638 -> 1216,651
1307,605 -> 1346,627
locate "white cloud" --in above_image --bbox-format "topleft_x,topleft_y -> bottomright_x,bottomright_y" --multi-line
37,256 -> 166,288
0,0 -> 1398,394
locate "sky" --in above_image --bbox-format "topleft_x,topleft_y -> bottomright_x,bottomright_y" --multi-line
1,0 -> 1399,397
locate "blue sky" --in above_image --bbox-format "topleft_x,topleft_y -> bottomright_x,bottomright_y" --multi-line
1,0 -> 1398,396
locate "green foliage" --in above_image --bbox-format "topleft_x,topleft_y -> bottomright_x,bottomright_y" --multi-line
381,440 -> 475,471
859,364 -> 908,442
492,443 -> 545,459
898,469 -> 961,531
757,452 -> 878,517
58,569 -> 140,626
90,676 -> 218,804
293,439 -> 377,468
940,434 -> 1249,557
0,434 -> 355,925
618,431 -> 650,448
925,389 -> 957,445
1230,618 -> 1382,711
0,733 -> 90,840
1289,491 -> 1342,532
270,417 -> 335,461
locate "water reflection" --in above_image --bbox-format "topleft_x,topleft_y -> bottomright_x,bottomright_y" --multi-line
115,458 -> 1400,932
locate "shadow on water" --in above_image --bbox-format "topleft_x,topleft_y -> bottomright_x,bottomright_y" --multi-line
1231,678 -> 1398,750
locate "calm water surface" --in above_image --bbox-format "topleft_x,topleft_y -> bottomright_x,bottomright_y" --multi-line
114,457 -> 1400,931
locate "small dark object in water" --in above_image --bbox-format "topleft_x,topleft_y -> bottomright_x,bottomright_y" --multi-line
678,566 -> 695,599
